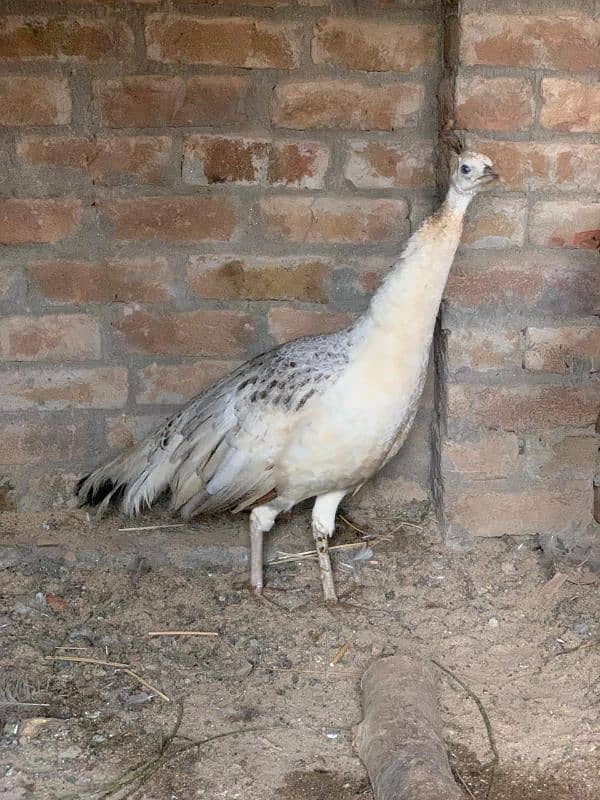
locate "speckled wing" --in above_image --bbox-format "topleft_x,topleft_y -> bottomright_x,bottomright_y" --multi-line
166,331 -> 352,518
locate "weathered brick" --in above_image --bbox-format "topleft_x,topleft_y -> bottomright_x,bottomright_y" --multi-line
0,314 -> 100,361
188,255 -> 330,303
526,433 -> 600,480
0,416 -> 96,466
447,481 -> 592,537
17,136 -> 171,184
462,196 -> 527,249
0,76 -> 71,126
0,199 -> 81,244
541,79 -> 600,133
460,14 -> 599,71
114,309 -> 254,357
525,326 -> 600,373
136,361 -> 236,405
443,433 -> 520,480
100,196 -> 239,243
182,136 -> 329,189
0,263 -> 22,304
260,196 -> 408,243
448,384 -> 600,433
0,367 -> 128,410
344,140 -> 434,189
447,327 -> 521,372
445,251 -> 599,317
29,257 -> 175,304
95,75 -> 249,128
106,414 -> 164,449
455,76 -> 533,132
529,201 -> 599,250
271,81 -> 424,131
312,18 -> 436,71
0,16 -> 132,61
146,15 -> 299,68
268,307 -> 354,343
465,138 -> 600,193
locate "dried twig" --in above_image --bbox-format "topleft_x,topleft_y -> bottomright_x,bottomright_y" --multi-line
46,655 -> 170,702
79,725 -> 284,799
453,767 -> 477,800
552,639 -> 600,657
148,630 -> 218,638
267,539 -> 379,565
432,659 -> 499,800
338,514 -> 369,535
117,523 -> 186,532
330,643 -> 350,667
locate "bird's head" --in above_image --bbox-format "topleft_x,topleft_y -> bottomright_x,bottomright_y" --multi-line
451,151 -> 498,195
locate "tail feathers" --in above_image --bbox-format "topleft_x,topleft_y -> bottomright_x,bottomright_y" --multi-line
75,440 -> 178,516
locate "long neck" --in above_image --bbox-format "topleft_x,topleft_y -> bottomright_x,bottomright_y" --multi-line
356,185 -> 472,358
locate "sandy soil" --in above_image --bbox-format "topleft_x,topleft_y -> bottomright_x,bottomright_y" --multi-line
0,508 -> 598,800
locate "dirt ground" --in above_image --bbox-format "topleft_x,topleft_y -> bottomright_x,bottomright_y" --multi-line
0,507 -> 599,800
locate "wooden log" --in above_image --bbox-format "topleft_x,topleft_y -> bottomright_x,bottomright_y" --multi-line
354,655 -> 463,800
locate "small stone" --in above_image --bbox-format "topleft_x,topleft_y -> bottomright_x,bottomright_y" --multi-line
488,617 -> 499,628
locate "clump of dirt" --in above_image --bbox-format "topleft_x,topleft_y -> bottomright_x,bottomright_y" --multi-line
0,509 -> 598,799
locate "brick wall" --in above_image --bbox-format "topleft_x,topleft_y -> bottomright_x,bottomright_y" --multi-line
0,0 -> 440,514
439,0 -> 600,547
1,1 -> 598,545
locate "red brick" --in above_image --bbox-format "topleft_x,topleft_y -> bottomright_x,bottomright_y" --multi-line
182,136 -> 329,189
455,76 -> 533,132
448,384 -> 600,434
269,307 -> 354,343
447,481 -> 591,537
443,433 -> 520,480
146,15 -> 300,68
114,309 -> 254,357
271,80 -> 424,131
525,326 -> 600,373
0,76 -> 71,126
529,201 -> 599,250
541,79 -> 600,133
0,367 -> 128,410
136,361 -> 236,405
29,257 -> 175,304
465,138 -> 600,193
260,196 -> 408,243
17,136 -> 171,184
527,433 -> 599,480
447,327 -> 522,372
460,14 -> 599,71
188,255 -> 330,303
344,140 -> 434,189
0,16 -> 132,61
0,199 -> 81,244
445,251 -> 599,317
462,196 -> 526,249
0,314 -> 100,361
312,18 -> 436,71
106,414 -> 164,449
100,197 -> 239,243
95,75 -> 249,128
0,416 -> 96,466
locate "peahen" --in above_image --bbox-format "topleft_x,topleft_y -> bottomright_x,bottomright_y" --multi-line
76,150 -> 497,602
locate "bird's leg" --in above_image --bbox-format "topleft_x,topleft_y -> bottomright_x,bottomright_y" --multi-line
312,490 -> 347,604
249,505 -> 279,595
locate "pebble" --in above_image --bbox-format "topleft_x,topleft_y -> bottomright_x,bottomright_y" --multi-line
488,617 -> 499,628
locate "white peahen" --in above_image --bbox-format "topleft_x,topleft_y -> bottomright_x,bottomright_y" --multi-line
76,151 -> 497,602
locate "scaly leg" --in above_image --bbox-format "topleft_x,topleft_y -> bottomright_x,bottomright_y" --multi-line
249,504 -> 279,594
312,490 -> 347,603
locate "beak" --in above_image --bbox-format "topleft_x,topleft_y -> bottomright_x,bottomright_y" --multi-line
483,165 -> 498,180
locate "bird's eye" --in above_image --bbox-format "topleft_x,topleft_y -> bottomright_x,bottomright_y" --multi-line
460,164 -> 471,175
